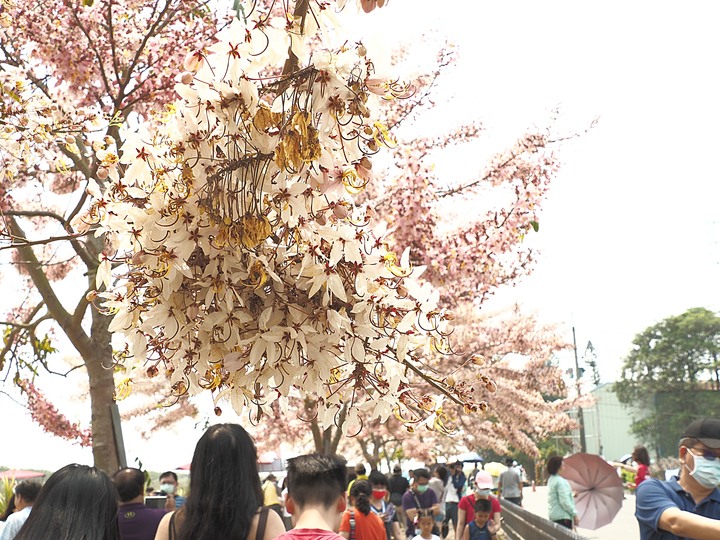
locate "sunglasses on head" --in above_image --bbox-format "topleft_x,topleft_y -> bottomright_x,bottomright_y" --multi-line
687,446 -> 720,461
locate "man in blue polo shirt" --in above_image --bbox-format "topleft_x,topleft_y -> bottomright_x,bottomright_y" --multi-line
636,417 -> 720,539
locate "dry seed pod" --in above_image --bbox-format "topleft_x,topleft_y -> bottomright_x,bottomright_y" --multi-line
471,354 -> 485,366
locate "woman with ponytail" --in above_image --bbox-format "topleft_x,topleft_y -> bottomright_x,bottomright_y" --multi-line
339,480 -> 386,540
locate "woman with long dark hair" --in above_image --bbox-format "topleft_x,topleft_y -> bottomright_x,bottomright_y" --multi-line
14,464 -> 119,540
339,480 -> 386,540
154,423 -> 285,540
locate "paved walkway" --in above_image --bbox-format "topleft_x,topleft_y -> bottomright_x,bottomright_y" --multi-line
518,485 -> 640,540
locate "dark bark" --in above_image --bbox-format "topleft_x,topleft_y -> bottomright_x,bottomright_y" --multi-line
5,216 -> 119,472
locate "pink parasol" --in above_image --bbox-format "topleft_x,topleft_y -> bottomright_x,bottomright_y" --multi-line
0,469 -> 45,480
562,453 -> 624,530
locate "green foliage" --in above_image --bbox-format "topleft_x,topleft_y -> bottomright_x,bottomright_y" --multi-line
0,477 -> 14,515
1,324 -> 57,374
527,435 -> 574,484
614,307 -> 720,457
584,341 -> 601,388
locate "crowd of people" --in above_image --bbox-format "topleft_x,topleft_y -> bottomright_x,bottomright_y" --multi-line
4,416 -> 720,540
0,424 -> 526,540
9,418 -> 720,540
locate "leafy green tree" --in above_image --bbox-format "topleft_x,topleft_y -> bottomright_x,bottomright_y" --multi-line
615,307 -> 720,457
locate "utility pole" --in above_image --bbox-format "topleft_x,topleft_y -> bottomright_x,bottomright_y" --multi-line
572,327 -> 587,453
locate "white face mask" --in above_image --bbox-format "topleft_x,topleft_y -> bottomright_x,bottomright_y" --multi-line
476,489 -> 491,496
685,451 -> 720,489
160,483 -> 176,494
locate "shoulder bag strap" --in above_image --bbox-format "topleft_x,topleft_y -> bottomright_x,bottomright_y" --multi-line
255,507 -> 269,540
349,510 -> 356,540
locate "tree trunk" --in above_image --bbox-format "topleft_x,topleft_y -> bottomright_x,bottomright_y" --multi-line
6,216 -> 120,472
86,312 -> 120,472
308,400 -> 347,455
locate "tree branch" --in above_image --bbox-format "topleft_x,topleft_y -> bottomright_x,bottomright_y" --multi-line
2,173 -> 96,266
0,302 -> 45,371
4,216 -> 92,352
0,231 -> 90,252
0,314 -> 52,330
67,7 -> 117,105
71,292 -> 91,329
330,403 -> 348,453
402,359 -> 464,407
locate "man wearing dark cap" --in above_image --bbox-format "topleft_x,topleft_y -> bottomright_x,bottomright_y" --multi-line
636,417 -> 720,539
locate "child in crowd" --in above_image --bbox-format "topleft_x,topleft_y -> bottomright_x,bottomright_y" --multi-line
276,454 -> 348,540
463,499 -> 501,540
339,480 -> 386,540
412,513 -> 440,540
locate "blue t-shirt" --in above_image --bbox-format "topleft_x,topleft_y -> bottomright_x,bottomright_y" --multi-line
467,521 -> 491,540
636,477 -> 720,540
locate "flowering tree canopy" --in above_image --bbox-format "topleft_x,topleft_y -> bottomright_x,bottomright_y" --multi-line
245,29 -> 575,456
87,1 -> 489,436
0,0 -> 221,470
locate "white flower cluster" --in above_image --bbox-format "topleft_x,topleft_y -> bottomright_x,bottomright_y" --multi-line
91,10 -> 461,432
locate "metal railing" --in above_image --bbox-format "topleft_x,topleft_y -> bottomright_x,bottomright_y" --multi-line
500,500 -> 589,540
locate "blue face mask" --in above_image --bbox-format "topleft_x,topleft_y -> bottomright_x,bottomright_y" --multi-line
686,452 -> 720,489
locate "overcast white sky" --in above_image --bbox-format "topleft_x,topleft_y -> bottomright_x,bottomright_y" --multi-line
2,0 -> 719,470
370,0 -> 720,382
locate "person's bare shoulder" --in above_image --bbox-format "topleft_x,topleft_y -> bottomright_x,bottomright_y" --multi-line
154,511 -> 173,540
263,508 -> 287,540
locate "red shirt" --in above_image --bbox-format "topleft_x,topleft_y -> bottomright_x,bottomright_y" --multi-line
339,510 -> 386,540
635,463 -> 649,487
276,529 -> 345,540
458,494 -> 501,524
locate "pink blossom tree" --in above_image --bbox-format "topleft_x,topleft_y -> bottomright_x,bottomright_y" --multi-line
1,0 -> 576,470
247,35 -> 577,458
0,0 -> 221,471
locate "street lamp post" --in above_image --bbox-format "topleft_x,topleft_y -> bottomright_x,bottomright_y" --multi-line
572,326 -> 587,453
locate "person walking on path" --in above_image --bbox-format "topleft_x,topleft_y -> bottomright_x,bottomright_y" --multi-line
368,471 -> 402,540
401,469 -> 440,539
339,480 -> 386,540
614,446 -> 651,490
455,471 -> 501,540
636,417 -> 720,539
497,458 -> 523,506
389,466 -> 410,531
461,499 -> 500,540
546,456 -> 578,530
263,474 -> 283,519
444,462 -> 465,539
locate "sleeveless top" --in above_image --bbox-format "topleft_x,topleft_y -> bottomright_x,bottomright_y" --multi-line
468,521 -> 490,540
169,506 -> 269,540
